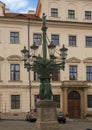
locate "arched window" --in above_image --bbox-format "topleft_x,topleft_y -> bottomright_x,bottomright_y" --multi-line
68,91 -> 80,99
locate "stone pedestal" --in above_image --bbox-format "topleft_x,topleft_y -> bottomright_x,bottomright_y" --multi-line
36,100 -> 59,130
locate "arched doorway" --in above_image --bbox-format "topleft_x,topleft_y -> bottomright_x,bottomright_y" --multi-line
68,91 -> 81,118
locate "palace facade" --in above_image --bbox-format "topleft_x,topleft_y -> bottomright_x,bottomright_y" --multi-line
0,0 -> 92,118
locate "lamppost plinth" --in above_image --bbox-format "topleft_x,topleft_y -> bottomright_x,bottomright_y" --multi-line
21,13 -> 68,130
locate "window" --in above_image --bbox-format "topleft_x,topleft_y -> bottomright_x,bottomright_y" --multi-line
51,8 -> 58,17
34,72 -> 39,81
68,10 -> 75,19
10,32 -> 19,43
69,65 -> 77,80
87,95 -> 92,108
86,36 -> 92,47
10,64 -> 20,81
69,35 -> 76,46
85,11 -> 91,20
53,95 -> 60,108
11,95 -> 20,109
51,34 -> 59,45
33,33 -> 42,45
86,66 -> 92,81
52,70 -> 60,81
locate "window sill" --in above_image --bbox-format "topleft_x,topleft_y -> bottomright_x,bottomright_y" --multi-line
66,17 -> 78,21
68,45 -> 78,47
0,80 -> 3,82
49,16 -> 61,19
9,43 -> 20,44
85,46 -> 92,48
8,80 -> 23,83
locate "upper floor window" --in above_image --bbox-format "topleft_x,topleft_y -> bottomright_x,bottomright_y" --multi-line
69,65 -> 77,80
33,33 -> 42,45
86,36 -> 92,47
11,95 -> 20,109
68,10 -> 75,19
10,32 -> 19,43
69,35 -> 76,46
51,8 -> 58,17
85,11 -> 91,20
10,64 -> 20,81
52,70 -> 60,81
86,66 -> 92,81
34,72 -> 39,81
51,34 -> 59,45
87,95 -> 92,108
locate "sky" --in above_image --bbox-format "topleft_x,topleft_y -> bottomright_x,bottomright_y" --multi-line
0,0 -> 38,13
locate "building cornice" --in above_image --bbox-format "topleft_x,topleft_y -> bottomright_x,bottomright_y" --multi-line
66,57 -> 81,63
61,81 -> 90,88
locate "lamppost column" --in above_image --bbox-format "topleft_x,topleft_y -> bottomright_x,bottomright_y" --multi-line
41,13 -> 47,60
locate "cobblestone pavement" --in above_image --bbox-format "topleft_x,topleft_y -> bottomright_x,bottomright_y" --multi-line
0,119 -> 92,130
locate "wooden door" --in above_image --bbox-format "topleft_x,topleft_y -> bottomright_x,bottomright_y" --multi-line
68,91 -> 81,118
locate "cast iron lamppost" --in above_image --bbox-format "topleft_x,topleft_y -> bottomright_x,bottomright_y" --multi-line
21,13 -> 68,101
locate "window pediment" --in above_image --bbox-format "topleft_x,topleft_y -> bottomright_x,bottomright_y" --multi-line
7,55 -> 23,61
66,57 -> 81,63
0,56 -> 4,61
83,57 -> 92,63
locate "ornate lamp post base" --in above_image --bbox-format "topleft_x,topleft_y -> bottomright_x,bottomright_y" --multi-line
36,100 -> 59,130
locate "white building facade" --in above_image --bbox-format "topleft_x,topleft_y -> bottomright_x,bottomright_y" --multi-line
0,0 -> 92,118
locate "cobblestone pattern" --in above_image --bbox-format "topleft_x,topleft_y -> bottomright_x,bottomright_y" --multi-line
0,119 -> 92,130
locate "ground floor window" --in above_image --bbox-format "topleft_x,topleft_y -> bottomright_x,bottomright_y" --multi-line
34,95 -> 40,108
11,95 -> 20,109
53,95 -> 60,108
87,95 -> 92,108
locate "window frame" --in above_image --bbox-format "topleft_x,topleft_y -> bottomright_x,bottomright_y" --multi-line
85,11 -> 91,20
51,34 -> 59,45
68,10 -> 75,19
87,95 -> 92,108
34,72 -> 39,81
10,64 -> 20,81
33,33 -> 42,45
52,70 -> 60,81
10,32 -> 19,44
51,8 -> 58,17
69,65 -> 77,80
86,66 -> 92,82
86,36 -> 92,47
11,95 -> 20,109
53,95 -> 60,108
69,35 -> 76,46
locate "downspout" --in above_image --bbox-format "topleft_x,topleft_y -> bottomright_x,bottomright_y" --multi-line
28,18 -> 32,111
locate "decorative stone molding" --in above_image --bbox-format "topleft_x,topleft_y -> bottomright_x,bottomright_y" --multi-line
7,55 -> 23,61
0,56 -> 4,61
66,57 -> 81,63
62,81 -> 89,88
83,57 -> 92,63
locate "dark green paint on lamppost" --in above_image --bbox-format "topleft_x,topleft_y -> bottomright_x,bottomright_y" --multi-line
21,13 -> 68,101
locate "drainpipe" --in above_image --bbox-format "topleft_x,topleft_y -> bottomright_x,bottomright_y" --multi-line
28,18 -> 32,111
